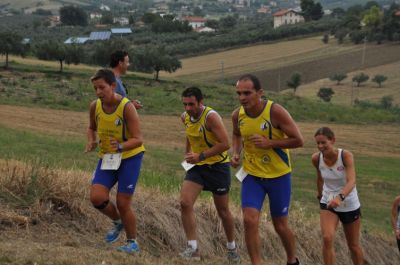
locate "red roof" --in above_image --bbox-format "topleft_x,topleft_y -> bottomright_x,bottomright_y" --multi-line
182,16 -> 207,22
273,9 -> 300,17
273,9 -> 288,16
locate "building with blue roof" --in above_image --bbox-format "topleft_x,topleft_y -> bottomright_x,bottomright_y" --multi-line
89,31 -> 111,41
64,37 -> 90,44
111,28 -> 132,34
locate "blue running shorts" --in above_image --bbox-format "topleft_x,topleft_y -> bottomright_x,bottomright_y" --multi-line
241,172 -> 291,217
92,152 -> 144,194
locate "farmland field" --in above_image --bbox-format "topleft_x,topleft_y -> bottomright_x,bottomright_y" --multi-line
165,37 -> 400,92
296,61 -> 400,106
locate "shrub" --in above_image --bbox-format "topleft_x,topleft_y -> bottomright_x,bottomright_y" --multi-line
322,33 -> 329,44
380,95 -> 393,109
317,87 -> 335,102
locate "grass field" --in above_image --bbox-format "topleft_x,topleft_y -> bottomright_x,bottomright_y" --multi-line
1,46 -> 400,262
0,104 -> 399,236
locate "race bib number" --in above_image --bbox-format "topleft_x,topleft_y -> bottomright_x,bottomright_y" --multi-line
235,167 -> 248,182
181,160 -> 195,172
101,153 -> 122,170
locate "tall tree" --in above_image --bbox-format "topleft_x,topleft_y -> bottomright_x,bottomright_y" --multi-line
330,73 -> 347,85
352,73 -> 369,87
301,0 -> 323,21
383,3 -> 400,40
35,41 -> 66,72
133,46 -> 181,81
0,31 -> 27,69
60,6 -> 88,26
371,74 -> 387,87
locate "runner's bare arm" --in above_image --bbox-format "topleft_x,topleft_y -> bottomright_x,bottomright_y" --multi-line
85,100 -> 97,152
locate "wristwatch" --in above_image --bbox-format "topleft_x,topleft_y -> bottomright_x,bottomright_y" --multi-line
338,193 -> 346,201
198,152 -> 206,161
117,143 -> 123,153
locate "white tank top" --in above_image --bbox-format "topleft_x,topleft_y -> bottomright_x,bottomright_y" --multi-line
397,206 -> 400,229
319,149 -> 360,212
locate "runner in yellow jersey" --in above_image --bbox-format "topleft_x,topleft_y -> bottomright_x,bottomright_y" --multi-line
85,69 -> 144,253
179,87 -> 240,263
231,74 -> 303,265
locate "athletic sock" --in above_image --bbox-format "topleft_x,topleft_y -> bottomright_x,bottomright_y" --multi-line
227,241 -> 236,250
112,219 -> 122,225
188,240 -> 197,250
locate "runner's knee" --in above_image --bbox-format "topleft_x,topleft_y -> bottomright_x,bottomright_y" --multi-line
243,212 -> 258,227
180,198 -> 194,211
92,199 -> 109,210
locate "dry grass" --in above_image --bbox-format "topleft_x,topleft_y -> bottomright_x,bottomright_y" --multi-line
296,61 -> 400,106
164,37 -> 359,81
0,104 -> 399,159
1,159 -> 399,265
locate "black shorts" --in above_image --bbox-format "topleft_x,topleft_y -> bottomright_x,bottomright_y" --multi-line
320,203 -> 361,224
185,163 -> 231,195
397,238 -> 400,253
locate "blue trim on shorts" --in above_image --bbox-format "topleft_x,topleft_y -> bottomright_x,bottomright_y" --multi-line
92,152 -> 144,194
241,172 -> 291,216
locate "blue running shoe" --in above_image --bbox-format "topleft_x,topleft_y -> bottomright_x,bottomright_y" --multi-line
117,240 -> 140,254
105,221 -> 124,243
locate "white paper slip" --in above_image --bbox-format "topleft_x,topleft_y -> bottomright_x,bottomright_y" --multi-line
181,160 -> 195,171
101,153 -> 122,170
235,167 -> 248,182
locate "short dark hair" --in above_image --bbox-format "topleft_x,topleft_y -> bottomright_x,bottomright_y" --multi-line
314,127 -> 335,140
182,86 -> 203,102
109,50 -> 128,68
237,74 -> 261,91
91,69 -> 116,85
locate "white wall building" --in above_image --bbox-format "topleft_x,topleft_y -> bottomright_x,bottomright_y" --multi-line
273,9 -> 304,28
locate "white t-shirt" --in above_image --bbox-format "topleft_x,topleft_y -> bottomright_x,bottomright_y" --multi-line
319,149 -> 360,212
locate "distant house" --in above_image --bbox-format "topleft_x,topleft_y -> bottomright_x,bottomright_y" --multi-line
21,38 -> 31,45
47,15 -> 61,27
64,37 -> 90,44
181,16 -> 207,28
273,9 -> 304,28
257,5 -> 270,14
113,17 -> 129,26
100,4 -> 110,11
90,13 -> 102,19
111,28 -> 132,36
89,31 -> 111,41
194,27 -> 215,33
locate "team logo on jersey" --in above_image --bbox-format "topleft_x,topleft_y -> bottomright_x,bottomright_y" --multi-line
337,166 -> 345,171
114,118 -> 122,126
261,155 -> 271,163
199,126 -> 204,133
260,121 -> 269,131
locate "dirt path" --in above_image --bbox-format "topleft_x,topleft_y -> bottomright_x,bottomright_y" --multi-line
0,104 -> 399,158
